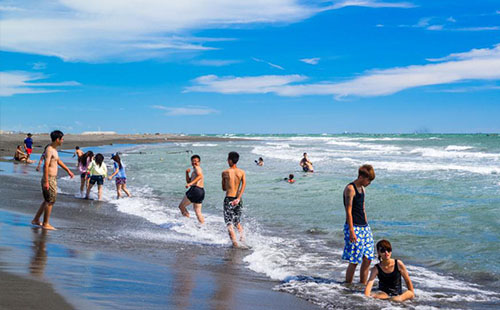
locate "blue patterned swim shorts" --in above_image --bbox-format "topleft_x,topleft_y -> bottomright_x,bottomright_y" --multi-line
342,224 -> 374,264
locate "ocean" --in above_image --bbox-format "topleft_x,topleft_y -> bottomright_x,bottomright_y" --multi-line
59,134 -> 500,309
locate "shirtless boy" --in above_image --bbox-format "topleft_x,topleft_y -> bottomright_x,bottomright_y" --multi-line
178,155 -> 205,224
221,151 -> 246,247
342,164 -> 375,284
32,130 -> 74,230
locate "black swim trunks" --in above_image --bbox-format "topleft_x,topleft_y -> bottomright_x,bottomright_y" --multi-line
223,197 -> 242,225
302,166 -> 309,172
186,186 -> 205,204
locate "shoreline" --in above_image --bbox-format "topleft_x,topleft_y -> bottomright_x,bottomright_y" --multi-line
0,133 -> 245,158
0,169 -> 320,310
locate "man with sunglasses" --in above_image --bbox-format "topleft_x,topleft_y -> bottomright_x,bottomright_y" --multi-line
342,164 -> 376,284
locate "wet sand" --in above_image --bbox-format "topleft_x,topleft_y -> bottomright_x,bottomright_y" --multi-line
0,133 -> 239,158
0,169 -> 319,310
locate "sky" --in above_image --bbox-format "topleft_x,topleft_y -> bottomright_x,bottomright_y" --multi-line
1,0 -> 499,134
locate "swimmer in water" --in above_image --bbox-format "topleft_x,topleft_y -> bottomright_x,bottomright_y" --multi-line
255,157 -> 264,166
365,239 -> 415,302
284,174 -> 295,183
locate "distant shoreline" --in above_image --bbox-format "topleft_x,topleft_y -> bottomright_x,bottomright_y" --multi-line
0,133 -> 243,158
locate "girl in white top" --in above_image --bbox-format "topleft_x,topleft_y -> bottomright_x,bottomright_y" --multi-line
85,153 -> 107,200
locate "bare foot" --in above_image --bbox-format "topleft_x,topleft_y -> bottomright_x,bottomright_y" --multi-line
231,241 -> 239,248
42,224 -> 57,230
31,220 -> 42,226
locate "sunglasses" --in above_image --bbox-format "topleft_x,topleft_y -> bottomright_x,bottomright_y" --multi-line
378,248 -> 392,253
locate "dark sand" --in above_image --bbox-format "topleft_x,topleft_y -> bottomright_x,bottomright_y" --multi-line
0,167 -> 319,309
0,133 -> 240,158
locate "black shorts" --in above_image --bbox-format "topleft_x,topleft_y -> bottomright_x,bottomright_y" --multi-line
223,197 -> 243,225
89,175 -> 104,185
186,186 -> 205,203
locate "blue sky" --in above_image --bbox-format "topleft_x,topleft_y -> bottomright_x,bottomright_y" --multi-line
1,0 -> 499,134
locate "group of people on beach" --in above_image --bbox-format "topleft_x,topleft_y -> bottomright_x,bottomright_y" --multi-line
13,133 -> 36,163
30,131 -> 132,231
27,129 -> 414,303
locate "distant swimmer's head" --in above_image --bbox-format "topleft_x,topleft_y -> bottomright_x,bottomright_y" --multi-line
75,146 -> 80,150
191,154 -> 200,166
228,151 -> 239,166
376,239 -> 392,261
50,130 -> 64,144
95,153 -> 104,167
358,164 -> 375,186
259,157 -> 263,162
289,174 -> 294,180
303,152 -> 307,157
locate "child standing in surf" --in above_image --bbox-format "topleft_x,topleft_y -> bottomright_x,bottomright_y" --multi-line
108,153 -> 132,199
85,153 -> 107,200
342,164 -> 375,284
365,239 -> 415,302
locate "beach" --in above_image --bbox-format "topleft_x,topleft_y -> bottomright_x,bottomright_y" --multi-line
1,133 -> 499,309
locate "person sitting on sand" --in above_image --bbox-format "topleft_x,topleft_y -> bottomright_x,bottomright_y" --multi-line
14,145 -> 28,162
300,153 -> 314,172
32,130 -> 74,230
255,157 -> 264,166
78,151 -> 93,196
365,239 -> 415,302
108,153 -> 132,200
222,152 -> 246,247
177,154 -> 204,223
85,153 -> 107,201
284,174 -> 295,183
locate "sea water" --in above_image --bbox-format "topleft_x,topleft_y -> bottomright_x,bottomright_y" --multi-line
61,134 -> 500,309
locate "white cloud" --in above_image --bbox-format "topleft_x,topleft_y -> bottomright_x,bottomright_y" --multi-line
185,74 -> 306,94
152,105 -> 218,116
252,57 -> 285,70
300,57 -> 320,65
0,0 -> 415,62
31,62 -> 47,70
455,26 -> 499,31
186,44 -> 500,98
193,59 -> 241,66
375,24 -> 384,27
426,25 -> 444,31
446,16 -> 456,23
0,71 -> 80,96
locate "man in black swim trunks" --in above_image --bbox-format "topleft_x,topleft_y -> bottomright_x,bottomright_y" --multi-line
222,151 -> 246,247
178,155 -> 205,224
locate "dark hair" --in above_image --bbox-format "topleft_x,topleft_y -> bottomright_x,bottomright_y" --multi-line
228,151 -> 239,164
303,153 -> 307,156
27,133 -> 32,136
75,146 -> 80,150
259,157 -> 263,161
79,151 -> 94,166
289,174 -> 294,180
17,145 -> 21,148
191,154 -> 200,161
376,239 -> 392,260
358,164 -> 375,181
95,153 -> 104,167
111,153 -> 122,169
50,130 -> 64,142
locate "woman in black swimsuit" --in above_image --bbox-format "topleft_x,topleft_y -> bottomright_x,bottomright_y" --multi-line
365,240 -> 415,302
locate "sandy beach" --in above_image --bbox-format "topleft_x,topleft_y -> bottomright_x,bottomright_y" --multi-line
0,153 -> 318,310
0,133 -> 238,158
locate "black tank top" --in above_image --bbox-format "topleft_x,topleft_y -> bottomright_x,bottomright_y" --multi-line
344,182 -> 367,226
376,260 -> 403,296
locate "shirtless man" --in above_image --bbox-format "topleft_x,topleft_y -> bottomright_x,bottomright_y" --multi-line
73,146 -> 84,163
178,155 -> 205,224
300,153 -> 314,172
31,130 -> 74,230
222,151 -> 246,247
